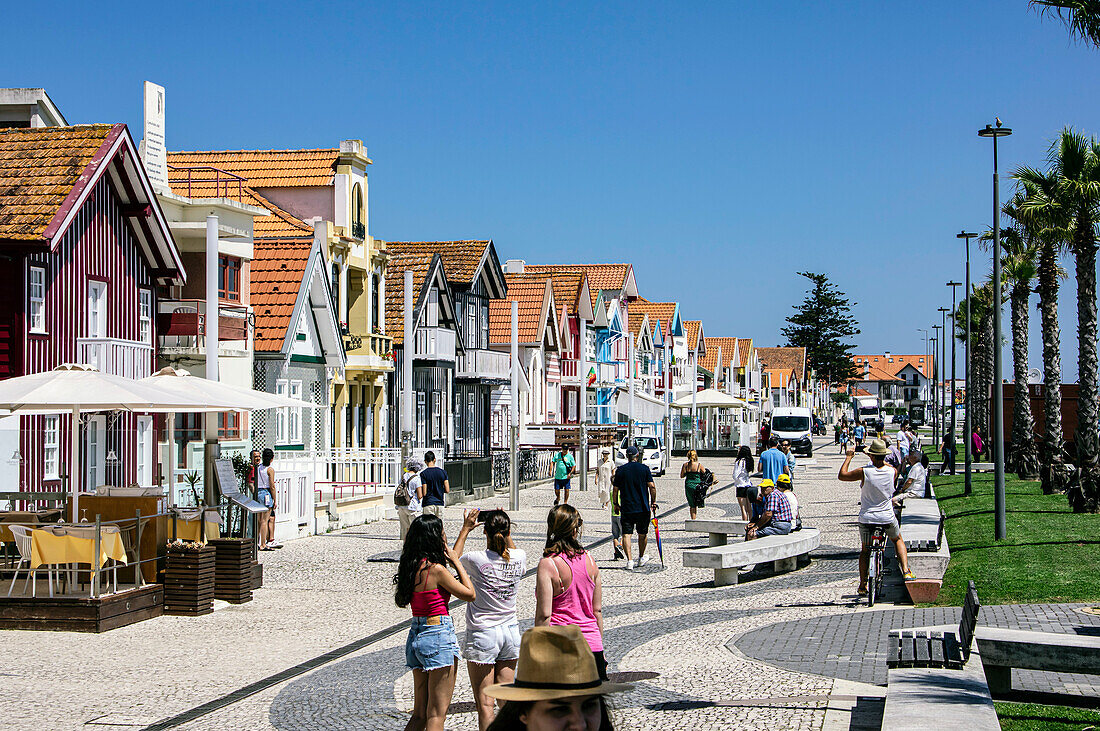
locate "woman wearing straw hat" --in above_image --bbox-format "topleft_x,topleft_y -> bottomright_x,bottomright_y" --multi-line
485,625 -> 630,730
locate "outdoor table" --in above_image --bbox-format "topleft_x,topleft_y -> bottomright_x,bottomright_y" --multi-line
174,518 -> 221,542
0,509 -> 63,543
29,524 -> 127,569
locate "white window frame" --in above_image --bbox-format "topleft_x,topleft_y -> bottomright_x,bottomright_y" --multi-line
431,391 -> 442,439
288,380 -> 303,443
43,415 -> 59,479
275,379 -> 289,445
87,280 -> 107,339
136,416 -> 152,486
138,289 -> 152,344
28,266 -> 45,334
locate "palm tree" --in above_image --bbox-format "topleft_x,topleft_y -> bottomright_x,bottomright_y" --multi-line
1031,1 -> 1100,47
1014,165 -> 1072,492
965,281 -> 997,453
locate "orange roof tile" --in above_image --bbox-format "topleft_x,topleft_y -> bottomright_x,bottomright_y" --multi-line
387,240 -> 490,286
250,237 -> 313,351
699,337 -> 740,373
543,271 -> 587,317
738,338 -> 753,367
627,310 -> 652,339
851,353 -> 933,380
164,177 -> 312,238
490,273 -> 552,344
756,347 -> 807,381
629,300 -> 676,337
385,252 -> 437,346
765,367 -> 795,388
850,362 -> 903,383
0,124 -> 116,241
684,320 -> 702,350
525,264 -> 630,310
166,148 -> 349,188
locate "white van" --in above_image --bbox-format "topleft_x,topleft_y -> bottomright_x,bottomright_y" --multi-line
769,406 -> 814,457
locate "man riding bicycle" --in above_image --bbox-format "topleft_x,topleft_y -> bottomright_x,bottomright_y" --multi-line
838,438 -> 915,596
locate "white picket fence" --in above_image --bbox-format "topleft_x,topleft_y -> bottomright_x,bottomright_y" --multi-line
273,448 -> 402,502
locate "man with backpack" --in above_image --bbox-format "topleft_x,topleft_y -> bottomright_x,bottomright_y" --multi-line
395,457 -> 423,540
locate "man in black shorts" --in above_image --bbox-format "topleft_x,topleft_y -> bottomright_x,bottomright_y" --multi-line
611,445 -> 658,571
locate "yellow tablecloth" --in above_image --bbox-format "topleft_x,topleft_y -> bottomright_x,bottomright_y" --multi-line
29,526 -> 127,569
173,519 -> 221,543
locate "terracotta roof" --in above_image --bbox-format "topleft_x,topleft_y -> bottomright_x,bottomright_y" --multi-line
167,148 -> 346,188
738,338 -> 753,367
384,252 -> 436,346
525,264 -> 630,309
627,310 -> 651,339
544,271 -> 587,317
850,362 -> 903,383
0,124 -> 116,241
250,237 -> 313,351
684,320 -> 702,351
164,177 -> 312,238
388,240 -> 489,286
852,353 -> 933,380
765,367 -> 795,389
490,273 -> 552,345
854,387 -> 874,397
756,346 -> 807,381
629,300 -> 676,337
699,337 -> 739,373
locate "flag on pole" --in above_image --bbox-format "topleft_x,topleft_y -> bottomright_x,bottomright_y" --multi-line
587,366 -> 596,386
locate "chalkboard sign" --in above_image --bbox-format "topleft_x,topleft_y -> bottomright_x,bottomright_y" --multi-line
214,458 -> 268,514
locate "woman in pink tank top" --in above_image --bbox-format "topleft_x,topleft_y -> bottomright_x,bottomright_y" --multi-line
535,505 -> 607,680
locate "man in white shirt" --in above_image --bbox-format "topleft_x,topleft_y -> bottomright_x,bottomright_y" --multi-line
896,424 -> 911,459
397,457 -> 423,541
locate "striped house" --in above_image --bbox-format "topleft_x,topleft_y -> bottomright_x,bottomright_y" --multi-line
0,124 -> 185,494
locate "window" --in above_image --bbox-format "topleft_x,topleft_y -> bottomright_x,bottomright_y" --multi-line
466,296 -> 477,349
289,380 -> 303,443
416,392 -> 427,445
136,416 -> 152,486
425,289 -> 439,327
43,415 -> 59,479
139,289 -> 152,343
87,280 -> 107,338
218,256 -> 241,301
276,379 -> 289,444
371,274 -> 380,333
175,413 -> 202,468
28,266 -> 45,333
467,392 -> 475,439
351,183 -> 365,238
218,411 -> 240,439
432,391 -> 442,439
481,301 -> 489,349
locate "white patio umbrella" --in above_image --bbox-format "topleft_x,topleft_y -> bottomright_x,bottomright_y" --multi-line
0,364 -> 234,520
672,388 -> 750,409
141,367 -> 321,506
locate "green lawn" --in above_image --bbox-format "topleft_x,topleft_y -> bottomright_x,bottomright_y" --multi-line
996,701 -> 1100,730
932,471 -> 1100,606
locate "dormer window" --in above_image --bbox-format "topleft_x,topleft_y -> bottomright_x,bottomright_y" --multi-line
351,183 -> 365,239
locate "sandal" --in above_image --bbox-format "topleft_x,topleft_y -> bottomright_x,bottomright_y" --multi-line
903,571 -> 916,581
857,587 -> 868,596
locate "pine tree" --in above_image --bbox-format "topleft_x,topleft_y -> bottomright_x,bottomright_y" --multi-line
781,272 -> 861,384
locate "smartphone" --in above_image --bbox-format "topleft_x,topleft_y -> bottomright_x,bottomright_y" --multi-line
476,508 -> 504,524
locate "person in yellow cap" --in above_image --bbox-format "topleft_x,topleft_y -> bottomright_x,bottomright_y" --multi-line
776,473 -> 801,531
746,476 -> 793,540
485,625 -> 631,730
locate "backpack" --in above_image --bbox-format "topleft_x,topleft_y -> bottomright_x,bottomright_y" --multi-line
394,473 -> 412,507
699,468 -> 716,497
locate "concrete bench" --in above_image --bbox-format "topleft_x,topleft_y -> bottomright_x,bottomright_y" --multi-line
683,518 -> 748,547
682,527 -> 820,586
975,626 -> 1100,694
897,497 -> 950,602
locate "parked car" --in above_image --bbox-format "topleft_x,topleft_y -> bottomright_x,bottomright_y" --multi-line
891,414 -> 907,424
615,435 -> 664,476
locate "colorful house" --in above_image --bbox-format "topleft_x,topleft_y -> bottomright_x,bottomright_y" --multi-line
0,124 -> 185,492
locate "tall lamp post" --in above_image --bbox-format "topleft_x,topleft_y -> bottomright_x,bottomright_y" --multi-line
979,119 -> 1012,540
939,307 -> 950,446
945,286 -> 961,439
958,231 -> 978,495
931,327 -> 941,448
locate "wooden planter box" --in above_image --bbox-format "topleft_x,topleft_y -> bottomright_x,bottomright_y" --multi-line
209,538 -> 253,604
163,544 -> 215,616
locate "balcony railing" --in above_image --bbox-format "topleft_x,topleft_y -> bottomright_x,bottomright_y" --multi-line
413,326 -> 456,362
456,348 -> 510,380
351,221 -> 366,240
77,338 -> 154,379
166,164 -> 246,200
157,300 -> 251,350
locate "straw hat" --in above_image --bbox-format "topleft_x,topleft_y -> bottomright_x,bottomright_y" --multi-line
866,438 -> 889,456
484,626 -> 632,701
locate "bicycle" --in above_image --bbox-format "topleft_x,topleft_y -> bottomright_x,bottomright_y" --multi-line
867,525 -> 888,607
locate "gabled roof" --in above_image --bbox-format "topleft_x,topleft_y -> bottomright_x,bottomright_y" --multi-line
0,123 -> 184,283
851,363 -> 903,383
490,273 -> 554,345
166,148 -> 350,188
387,240 -> 506,297
852,353 -> 933,380
542,271 -> 595,321
627,310 -> 651,338
765,367 -> 796,389
684,320 -> 702,351
630,299 -> 678,338
524,264 -> 635,310
738,338 -> 754,367
251,237 -> 314,351
699,337 -> 740,374
384,252 -> 437,346
756,346 -> 807,382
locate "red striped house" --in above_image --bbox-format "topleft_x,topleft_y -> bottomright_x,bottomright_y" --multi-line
0,124 -> 184,495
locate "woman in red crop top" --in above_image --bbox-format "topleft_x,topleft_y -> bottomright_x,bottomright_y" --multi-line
395,513 -> 476,731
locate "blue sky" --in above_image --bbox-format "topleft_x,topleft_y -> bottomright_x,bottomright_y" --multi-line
5,1 -> 1099,380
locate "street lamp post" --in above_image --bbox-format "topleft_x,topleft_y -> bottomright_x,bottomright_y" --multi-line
979,119 -> 1012,540
939,307 -> 950,447
931,326 -> 941,448
948,280 -> 963,474
958,231 -> 978,495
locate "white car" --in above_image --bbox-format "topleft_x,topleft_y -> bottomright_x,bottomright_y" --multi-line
614,435 -> 665,476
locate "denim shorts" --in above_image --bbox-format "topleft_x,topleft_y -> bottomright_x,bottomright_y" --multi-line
406,616 -> 461,671
463,618 -> 521,665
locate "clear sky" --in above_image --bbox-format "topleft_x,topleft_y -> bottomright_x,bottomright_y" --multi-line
5,1 -> 1099,380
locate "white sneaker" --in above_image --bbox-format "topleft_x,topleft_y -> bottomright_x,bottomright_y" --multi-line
638,555 -> 651,568
626,559 -> 635,571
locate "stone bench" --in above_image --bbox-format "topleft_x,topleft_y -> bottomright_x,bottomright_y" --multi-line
897,498 -> 950,602
975,626 -> 1100,694
683,518 -> 748,547
682,527 -> 820,586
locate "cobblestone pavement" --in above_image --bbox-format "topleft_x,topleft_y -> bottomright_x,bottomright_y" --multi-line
4,437 -> 1091,730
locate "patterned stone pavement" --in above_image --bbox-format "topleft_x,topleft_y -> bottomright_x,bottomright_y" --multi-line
4,437 -> 1098,730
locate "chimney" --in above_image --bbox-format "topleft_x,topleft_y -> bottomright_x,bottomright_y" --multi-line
504,259 -> 526,274
884,351 -> 891,359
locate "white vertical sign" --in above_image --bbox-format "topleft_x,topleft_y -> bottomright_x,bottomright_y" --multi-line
141,81 -> 169,194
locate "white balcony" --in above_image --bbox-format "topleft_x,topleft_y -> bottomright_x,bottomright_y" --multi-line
456,348 -> 510,380
77,338 -> 154,379
413,326 -> 456,362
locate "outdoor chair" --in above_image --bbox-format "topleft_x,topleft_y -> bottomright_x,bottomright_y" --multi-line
6,525 -> 59,598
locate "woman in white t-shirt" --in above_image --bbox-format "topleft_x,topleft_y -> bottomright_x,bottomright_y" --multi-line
731,445 -> 754,521
455,509 -> 526,730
